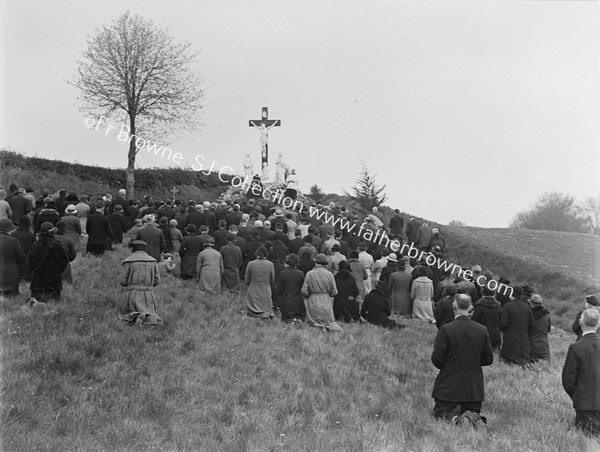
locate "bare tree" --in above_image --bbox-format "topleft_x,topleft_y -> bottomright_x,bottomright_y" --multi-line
577,195 -> 600,235
510,191 -> 588,233
71,11 -> 204,198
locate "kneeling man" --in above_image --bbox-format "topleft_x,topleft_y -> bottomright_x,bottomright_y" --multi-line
431,294 -> 494,420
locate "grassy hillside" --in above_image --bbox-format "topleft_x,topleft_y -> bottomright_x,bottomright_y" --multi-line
2,244 -> 599,451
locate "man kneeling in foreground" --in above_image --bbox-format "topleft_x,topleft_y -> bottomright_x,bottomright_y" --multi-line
118,240 -> 162,326
431,294 -> 493,420
562,308 -> 600,436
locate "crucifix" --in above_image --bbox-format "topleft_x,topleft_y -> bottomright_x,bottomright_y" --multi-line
249,107 -> 281,180
171,186 -> 179,198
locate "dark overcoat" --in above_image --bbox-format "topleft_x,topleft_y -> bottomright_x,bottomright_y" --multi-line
278,266 -> 306,321
0,232 -> 26,294
562,332 -> 600,411
11,227 -> 35,280
431,316 -> 493,402
86,212 -> 112,245
472,297 -> 503,349
179,233 -> 204,279
500,299 -> 534,364
361,288 -> 396,328
333,270 -> 360,321
530,305 -> 551,360
136,224 -> 166,261
27,235 -> 69,292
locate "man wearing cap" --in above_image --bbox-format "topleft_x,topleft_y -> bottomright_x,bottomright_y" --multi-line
573,295 -> 600,341
118,240 -> 162,326
26,222 -> 69,302
562,308 -> 600,436
0,219 -> 26,296
379,253 -> 399,294
135,214 -> 166,262
196,237 -> 223,292
302,253 -> 341,331
431,294 -> 493,421
500,285 -> 535,365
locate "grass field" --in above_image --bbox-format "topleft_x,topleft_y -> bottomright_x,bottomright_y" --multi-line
2,237 -> 600,451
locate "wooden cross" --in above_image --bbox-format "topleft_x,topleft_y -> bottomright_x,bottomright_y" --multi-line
171,186 -> 179,198
249,107 -> 281,178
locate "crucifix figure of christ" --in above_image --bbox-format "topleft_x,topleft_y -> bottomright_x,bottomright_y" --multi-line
249,107 -> 280,180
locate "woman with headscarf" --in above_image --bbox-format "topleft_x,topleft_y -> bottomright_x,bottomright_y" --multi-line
245,246 -> 275,319
179,224 -> 204,280
277,253 -> 306,323
0,219 -> 26,296
411,265 -> 435,323
196,237 -> 223,292
302,253 -> 341,331
26,222 -> 69,302
118,240 -> 162,326
528,294 -> 551,361
333,260 -> 360,322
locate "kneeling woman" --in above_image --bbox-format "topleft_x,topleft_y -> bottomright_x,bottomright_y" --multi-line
302,254 -> 342,332
118,240 -> 162,326
245,246 -> 276,319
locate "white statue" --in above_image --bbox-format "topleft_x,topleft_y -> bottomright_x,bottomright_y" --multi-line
243,154 -> 254,177
261,162 -> 269,181
250,121 -> 278,154
275,153 -> 285,185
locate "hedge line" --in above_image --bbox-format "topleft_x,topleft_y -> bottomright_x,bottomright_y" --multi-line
0,150 -> 227,191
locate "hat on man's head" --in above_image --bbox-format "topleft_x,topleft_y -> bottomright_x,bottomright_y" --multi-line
130,240 -> 147,251
375,280 -> 387,292
402,255 -> 410,263
313,253 -> 329,265
185,224 -> 197,234
387,253 -> 398,263
114,205 -> 124,212
274,209 -> 284,217
256,246 -> 268,258
520,285 -> 534,300
254,220 -> 263,228
286,253 -> 299,266
169,219 -> 178,227
0,218 -> 15,233
530,294 -> 543,305
203,237 -> 215,247
18,216 -> 31,227
586,295 -> 600,307
39,222 -> 56,234
471,265 -> 482,273
159,216 -> 169,226
65,204 -> 78,214
118,189 -> 126,196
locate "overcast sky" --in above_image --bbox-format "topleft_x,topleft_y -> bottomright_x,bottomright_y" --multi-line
1,0 -> 597,227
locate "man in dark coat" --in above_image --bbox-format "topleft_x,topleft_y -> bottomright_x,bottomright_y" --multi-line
434,285 -> 458,329
572,295 -> 600,341
12,216 -> 35,281
500,285 -> 535,365
0,219 -> 26,296
405,217 -> 420,246
109,205 -> 130,245
360,281 -> 403,329
389,209 -> 404,237
472,285 -> 503,351
109,189 -> 130,216
288,230 -> 305,255
431,294 -> 494,420
136,215 -> 166,262
220,234 -> 243,291
562,308 -> 600,436
86,203 -> 113,256
27,222 -> 69,302
35,200 -> 60,234
333,260 -> 360,322
277,254 -> 306,322
8,188 -> 31,226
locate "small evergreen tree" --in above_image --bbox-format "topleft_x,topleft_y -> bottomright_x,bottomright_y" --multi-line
346,163 -> 388,211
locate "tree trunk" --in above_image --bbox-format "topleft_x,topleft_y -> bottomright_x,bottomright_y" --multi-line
126,117 -> 136,200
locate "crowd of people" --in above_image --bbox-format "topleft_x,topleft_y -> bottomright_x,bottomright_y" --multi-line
0,183 -> 598,435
